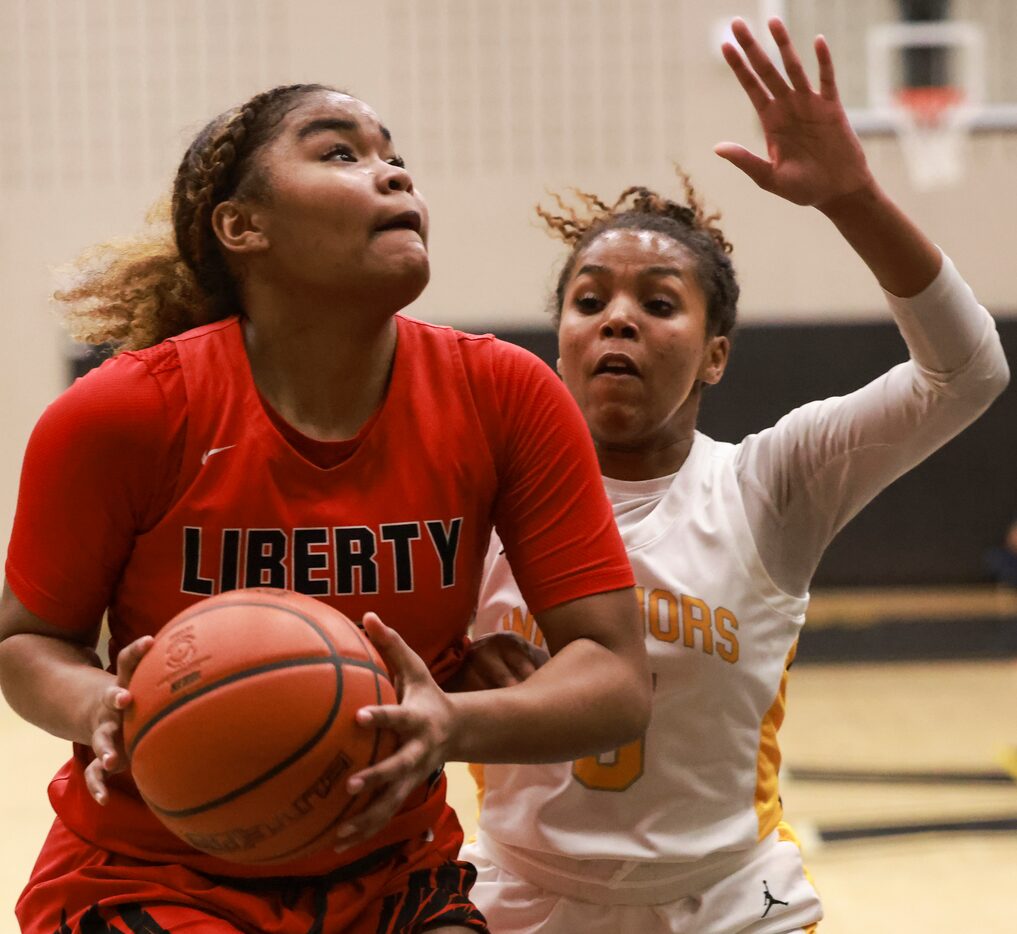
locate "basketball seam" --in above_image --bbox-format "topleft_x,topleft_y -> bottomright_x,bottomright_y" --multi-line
238,666 -> 396,864
127,656 -> 338,756
128,598 -> 388,761
128,594 -> 398,858
140,655 -> 345,819
133,661 -> 391,818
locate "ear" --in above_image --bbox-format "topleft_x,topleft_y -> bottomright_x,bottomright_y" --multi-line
698,335 -> 730,386
555,357 -> 563,376
210,200 -> 269,256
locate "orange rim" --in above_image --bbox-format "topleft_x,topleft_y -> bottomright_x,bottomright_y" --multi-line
894,86 -> 965,125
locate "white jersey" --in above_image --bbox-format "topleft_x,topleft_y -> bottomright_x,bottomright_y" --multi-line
471,253 -> 1008,880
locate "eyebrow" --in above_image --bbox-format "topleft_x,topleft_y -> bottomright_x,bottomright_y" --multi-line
297,118 -> 392,141
575,264 -> 684,279
642,265 -> 684,279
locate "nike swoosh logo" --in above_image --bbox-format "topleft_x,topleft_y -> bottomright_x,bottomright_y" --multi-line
201,444 -> 237,465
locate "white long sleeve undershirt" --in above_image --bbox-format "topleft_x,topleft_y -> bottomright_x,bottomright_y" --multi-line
603,252 -> 1009,598
733,251 -> 1009,596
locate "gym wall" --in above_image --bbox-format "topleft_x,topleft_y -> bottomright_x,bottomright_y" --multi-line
2,0 -> 1014,581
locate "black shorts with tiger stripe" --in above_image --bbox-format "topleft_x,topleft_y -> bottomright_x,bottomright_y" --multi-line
378,860 -> 488,933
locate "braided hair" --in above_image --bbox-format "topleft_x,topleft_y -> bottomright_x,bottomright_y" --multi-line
56,83 -> 337,351
540,170 -> 739,338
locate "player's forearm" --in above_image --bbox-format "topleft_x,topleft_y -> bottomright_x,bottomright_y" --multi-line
0,632 -> 107,744
819,181 -> 942,298
444,637 -> 651,763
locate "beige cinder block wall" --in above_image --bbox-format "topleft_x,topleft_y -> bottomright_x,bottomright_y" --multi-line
2,0 -> 1015,565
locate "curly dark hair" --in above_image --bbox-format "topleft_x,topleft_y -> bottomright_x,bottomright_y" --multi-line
539,170 -> 739,337
55,83 -> 339,351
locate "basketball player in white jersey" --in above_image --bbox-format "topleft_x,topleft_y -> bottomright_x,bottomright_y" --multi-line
458,17 -> 1009,933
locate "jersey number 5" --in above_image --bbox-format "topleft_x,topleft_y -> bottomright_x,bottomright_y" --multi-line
572,736 -> 645,791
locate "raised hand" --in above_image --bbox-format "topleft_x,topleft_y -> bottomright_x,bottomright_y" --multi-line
334,612 -> 459,851
715,17 -> 874,210
83,634 -> 154,804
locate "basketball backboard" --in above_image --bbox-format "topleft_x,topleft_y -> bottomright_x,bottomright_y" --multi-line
778,0 -> 1017,189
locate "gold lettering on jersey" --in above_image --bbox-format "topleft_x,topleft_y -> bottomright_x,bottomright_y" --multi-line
498,586 -> 739,665
714,607 -> 740,663
680,594 -> 713,654
647,588 -> 679,643
497,606 -> 546,648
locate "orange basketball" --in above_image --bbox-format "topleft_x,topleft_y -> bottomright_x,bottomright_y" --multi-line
122,588 -> 398,865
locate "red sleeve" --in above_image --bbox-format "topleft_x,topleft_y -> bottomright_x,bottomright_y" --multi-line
463,336 -> 633,615
4,347 -> 185,634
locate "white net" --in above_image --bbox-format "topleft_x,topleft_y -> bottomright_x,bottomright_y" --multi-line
889,88 -> 973,190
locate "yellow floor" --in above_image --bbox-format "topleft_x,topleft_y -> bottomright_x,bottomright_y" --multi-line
775,659 -> 1017,934
805,585 -> 1017,625
3,655 -> 1015,932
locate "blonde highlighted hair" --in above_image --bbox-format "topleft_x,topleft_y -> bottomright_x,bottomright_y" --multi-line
54,84 -> 336,352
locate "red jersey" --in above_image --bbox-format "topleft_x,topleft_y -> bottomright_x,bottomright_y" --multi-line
6,314 -> 633,878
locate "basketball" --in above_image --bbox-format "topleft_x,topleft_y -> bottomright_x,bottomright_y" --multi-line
122,588 -> 398,865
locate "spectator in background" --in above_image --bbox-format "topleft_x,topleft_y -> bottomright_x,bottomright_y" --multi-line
985,517 -> 1017,587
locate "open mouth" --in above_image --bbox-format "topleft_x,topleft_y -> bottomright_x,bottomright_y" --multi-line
593,353 -> 640,377
375,210 -> 422,234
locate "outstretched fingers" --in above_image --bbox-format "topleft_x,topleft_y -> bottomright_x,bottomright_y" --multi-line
721,39 -> 771,114
730,17 -> 790,100
717,16 -> 867,205
814,34 -> 839,100
769,18 -> 812,93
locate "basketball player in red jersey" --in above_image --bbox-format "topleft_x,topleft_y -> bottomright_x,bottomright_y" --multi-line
0,85 -> 651,933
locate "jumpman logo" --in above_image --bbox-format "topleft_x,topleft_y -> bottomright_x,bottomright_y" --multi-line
761,880 -> 789,918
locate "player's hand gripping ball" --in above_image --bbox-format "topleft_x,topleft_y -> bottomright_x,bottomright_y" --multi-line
122,589 -> 398,865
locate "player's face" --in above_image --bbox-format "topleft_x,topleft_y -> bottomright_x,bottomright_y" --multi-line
241,90 -> 429,311
557,229 -> 729,453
